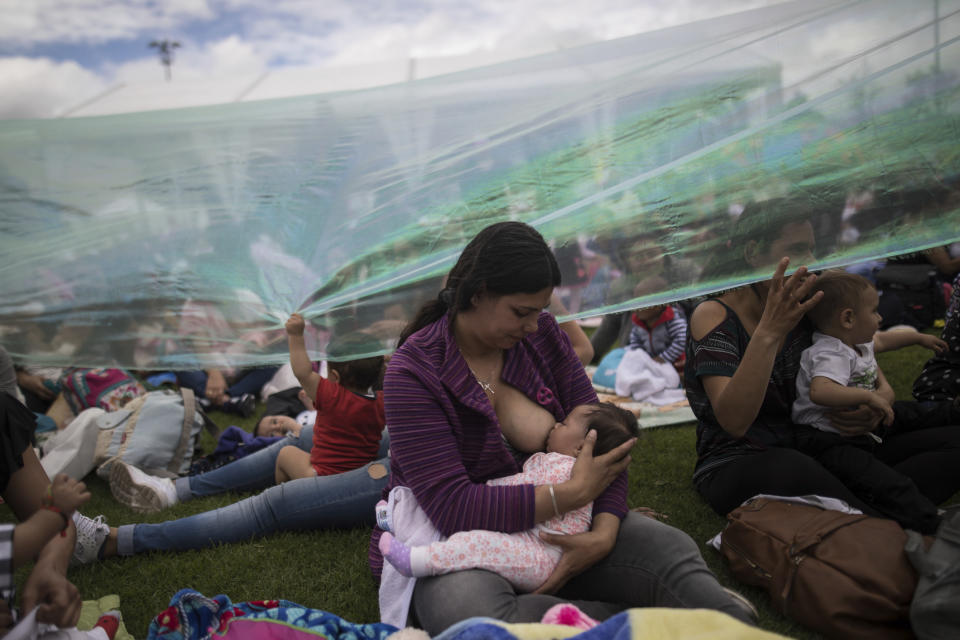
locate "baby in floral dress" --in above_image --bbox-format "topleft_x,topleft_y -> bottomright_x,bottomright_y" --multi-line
378,402 -> 638,592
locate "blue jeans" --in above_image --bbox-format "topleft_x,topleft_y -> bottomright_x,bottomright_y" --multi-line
175,428 -> 389,499
176,367 -> 279,398
117,430 -> 391,555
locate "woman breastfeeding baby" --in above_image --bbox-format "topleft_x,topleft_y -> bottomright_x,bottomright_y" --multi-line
378,401 -> 639,591
371,221 -> 756,634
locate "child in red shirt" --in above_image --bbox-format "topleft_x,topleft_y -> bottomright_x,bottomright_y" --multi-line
274,314 -> 386,483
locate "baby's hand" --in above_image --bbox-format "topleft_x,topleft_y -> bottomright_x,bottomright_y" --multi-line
285,313 -> 305,337
917,333 -> 948,354
866,394 -> 895,427
49,474 -> 90,515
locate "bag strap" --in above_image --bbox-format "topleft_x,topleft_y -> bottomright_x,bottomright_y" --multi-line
196,391 -> 220,439
201,412 -> 220,440
165,387 -> 220,475
167,387 -> 196,475
790,511 -> 871,554
181,386 -> 219,439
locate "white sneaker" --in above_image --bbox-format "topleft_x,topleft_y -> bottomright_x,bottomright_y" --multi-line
71,513 -> 110,566
109,461 -> 178,513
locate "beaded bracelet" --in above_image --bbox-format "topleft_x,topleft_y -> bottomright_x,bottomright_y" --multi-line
41,482 -> 56,506
41,504 -> 70,533
548,484 -> 562,519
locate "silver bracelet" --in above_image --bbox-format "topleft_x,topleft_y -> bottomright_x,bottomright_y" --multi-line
548,484 -> 562,519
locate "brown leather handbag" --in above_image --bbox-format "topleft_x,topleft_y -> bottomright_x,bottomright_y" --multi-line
721,497 -> 921,639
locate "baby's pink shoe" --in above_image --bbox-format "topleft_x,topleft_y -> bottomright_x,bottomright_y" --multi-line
541,603 -> 599,630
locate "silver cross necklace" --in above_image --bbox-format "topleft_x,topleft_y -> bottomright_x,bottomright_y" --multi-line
468,365 -> 497,395
460,347 -> 500,396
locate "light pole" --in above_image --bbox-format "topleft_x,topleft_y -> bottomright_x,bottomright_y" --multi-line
149,40 -> 181,81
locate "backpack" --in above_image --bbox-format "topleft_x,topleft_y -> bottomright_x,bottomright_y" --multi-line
93,387 -> 219,479
720,496 -> 920,639
59,367 -> 146,414
905,510 -> 960,640
875,263 -> 946,330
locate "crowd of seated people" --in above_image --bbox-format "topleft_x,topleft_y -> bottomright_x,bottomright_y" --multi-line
2,188 -> 959,638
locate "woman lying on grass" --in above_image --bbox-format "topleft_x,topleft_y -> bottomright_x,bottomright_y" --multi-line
371,221 -> 755,634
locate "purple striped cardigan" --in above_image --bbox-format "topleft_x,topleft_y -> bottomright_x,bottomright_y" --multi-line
369,311 -> 628,579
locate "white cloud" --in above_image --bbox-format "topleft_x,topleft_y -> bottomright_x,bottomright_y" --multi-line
204,35 -> 266,75
2,0 -> 215,47
0,57 -> 108,118
247,0 -> 782,67
0,0 -> 790,117
0,35 -> 266,118
2,0 -> 783,66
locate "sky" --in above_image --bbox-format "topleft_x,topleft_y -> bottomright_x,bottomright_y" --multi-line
0,0 -> 783,119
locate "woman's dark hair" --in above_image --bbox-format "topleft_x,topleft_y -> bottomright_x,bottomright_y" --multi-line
398,221 -> 561,346
587,402 -> 640,456
253,414 -> 278,438
700,196 -> 816,282
327,331 -> 385,390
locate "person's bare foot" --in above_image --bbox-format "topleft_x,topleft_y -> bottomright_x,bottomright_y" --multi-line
298,388 -> 315,411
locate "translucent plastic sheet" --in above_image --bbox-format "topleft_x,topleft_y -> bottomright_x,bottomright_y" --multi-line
1,0 -> 959,369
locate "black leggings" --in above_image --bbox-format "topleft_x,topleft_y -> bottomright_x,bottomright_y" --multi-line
698,447 -> 877,516
697,418 -> 960,533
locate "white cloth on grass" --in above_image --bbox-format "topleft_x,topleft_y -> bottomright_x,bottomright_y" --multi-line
614,348 -> 686,405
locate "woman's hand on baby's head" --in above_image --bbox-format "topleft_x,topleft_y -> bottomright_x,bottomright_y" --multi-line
285,313 -> 305,336
50,474 -> 90,515
592,431 -> 637,465
569,430 -> 634,502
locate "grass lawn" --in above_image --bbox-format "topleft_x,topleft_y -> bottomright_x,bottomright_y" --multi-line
4,335 -> 956,638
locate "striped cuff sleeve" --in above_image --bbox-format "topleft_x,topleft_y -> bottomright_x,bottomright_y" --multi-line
0,523 -> 15,591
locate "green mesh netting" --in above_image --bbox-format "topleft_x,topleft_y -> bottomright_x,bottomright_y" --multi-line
1,0 -> 959,369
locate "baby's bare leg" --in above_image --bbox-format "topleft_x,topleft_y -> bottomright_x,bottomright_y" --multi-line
297,388 -> 316,411
274,445 -> 317,484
